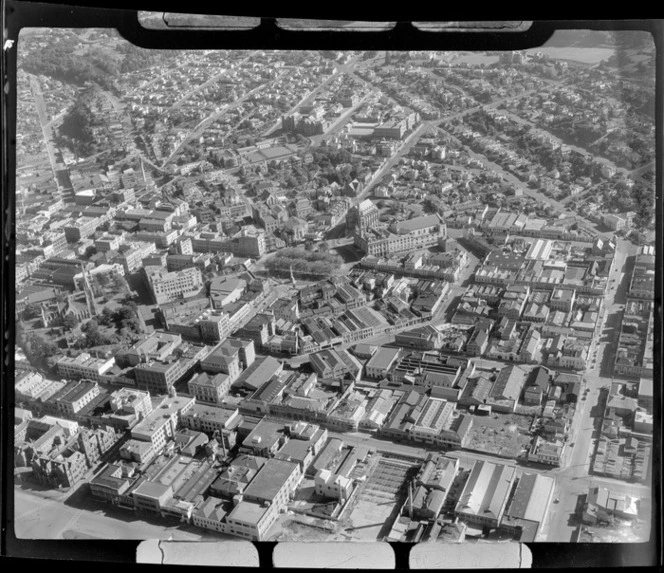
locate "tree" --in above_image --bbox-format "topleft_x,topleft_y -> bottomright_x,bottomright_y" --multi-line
120,293 -> 138,306
27,333 -> 58,360
98,307 -> 115,327
125,317 -> 144,335
113,305 -> 136,327
81,320 -> 111,347
81,319 -> 99,333
109,272 -> 129,293
633,213 -> 651,232
96,272 -> 111,287
22,303 -> 41,320
62,314 -> 79,331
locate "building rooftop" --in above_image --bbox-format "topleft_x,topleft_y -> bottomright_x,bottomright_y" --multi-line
588,486 -> 639,516
57,352 -> 114,371
275,438 -> 312,464
455,460 -> 516,519
210,276 -> 247,293
236,356 -> 282,391
504,473 -> 555,524
243,418 -> 285,452
132,480 -> 172,500
414,398 -> 455,433
491,365 -> 528,402
132,396 -> 195,435
351,343 -> 377,357
231,454 -> 268,472
183,403 -> 240,428
418,454 -> 458,491
251,377 -> 286,404
195,496 -> 229,521
638,377 -> 653,399
57,380 -> 99,405
121,439 -> 154,455
228,500 -> 268,525
173,461 -> 218,503
189,372 -> 230,389
243,458 -> 299,503
310,348 -> 358,376
390,214 -> 442,234
310,438 -> 344,473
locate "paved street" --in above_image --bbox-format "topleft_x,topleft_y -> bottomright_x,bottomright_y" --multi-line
359,121 -> 435,200
487,106 -> 653,190
171,51 -> 258,111
13,485 -> 229,541
263,54 -> 365,139
437,125 -> 613,241
311,89 -> 379,146
28,74 -> 60,177
162,70 -> 287,168
537,238 -> 648,542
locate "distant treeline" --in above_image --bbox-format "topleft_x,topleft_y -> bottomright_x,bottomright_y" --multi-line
21,37 -> 178,91
56,90 -> 106,157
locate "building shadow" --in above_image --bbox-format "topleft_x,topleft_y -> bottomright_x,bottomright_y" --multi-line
61,482 -> 94,509
589,387 -> 609,421
566,493 -> 586,528
14,474 -> 52,495
126,273 -> 153,306
376,496 -> 407,541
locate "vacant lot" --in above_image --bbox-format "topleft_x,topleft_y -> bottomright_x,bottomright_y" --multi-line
274,516 -> 338,542
465,412 -> 533,459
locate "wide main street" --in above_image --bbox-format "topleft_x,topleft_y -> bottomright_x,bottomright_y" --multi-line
535,238 -> 649,541
13,485 -> 232,541
28,74 -> 60,178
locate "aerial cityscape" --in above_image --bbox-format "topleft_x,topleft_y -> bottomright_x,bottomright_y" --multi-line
13,27 -> 656,546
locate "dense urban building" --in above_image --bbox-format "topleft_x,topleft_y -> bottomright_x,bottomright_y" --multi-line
13,37 -> 655,547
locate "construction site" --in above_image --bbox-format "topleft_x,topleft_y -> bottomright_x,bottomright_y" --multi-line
340,454 -> 422,541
